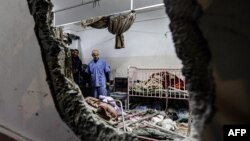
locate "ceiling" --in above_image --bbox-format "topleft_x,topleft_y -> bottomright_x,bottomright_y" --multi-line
51,0 -> 164,26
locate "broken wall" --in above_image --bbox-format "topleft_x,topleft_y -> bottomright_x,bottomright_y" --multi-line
0,0 -> 79,140
199,0 -> 250,140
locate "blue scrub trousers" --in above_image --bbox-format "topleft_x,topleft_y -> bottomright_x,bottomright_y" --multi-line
92,86 -> 107,98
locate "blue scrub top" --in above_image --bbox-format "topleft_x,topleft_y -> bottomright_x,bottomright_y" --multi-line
86,59 -> 110,87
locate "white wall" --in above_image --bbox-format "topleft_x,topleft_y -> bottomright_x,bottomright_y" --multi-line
67,8 -> 182,78
53,0 -> 164,26
0,1 -> 79,141
54,0 -> 131,26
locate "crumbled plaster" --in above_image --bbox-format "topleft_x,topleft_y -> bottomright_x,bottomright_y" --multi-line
26,0 -> 137,140
164,0 -> 215,140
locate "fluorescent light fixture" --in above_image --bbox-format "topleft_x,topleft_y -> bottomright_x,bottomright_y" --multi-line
135,3 -> 164,11
131,0 -> 134,10
55,3 -> 165,27
56,21 -> 80,27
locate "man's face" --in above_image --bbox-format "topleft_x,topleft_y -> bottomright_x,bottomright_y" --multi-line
72,50 -> 78,57
75,50 -> 79,56
92,51 -> 99,61
71,51 -> 75,57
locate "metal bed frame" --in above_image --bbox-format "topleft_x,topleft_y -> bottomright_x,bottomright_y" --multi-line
127,66 -> 189,110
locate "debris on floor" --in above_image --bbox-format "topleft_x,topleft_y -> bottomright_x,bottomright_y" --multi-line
85,96 -> 190,141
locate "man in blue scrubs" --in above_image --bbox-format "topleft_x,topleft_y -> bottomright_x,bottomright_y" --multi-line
86,49 -> 110,98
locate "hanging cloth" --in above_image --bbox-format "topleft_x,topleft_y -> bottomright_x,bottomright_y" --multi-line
81,16 -> 107,29
108,12 -> 136,49
80,12 -> 136,49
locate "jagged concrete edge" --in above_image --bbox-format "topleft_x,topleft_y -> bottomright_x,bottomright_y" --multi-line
26,0 -> 138,140
164,0 -> 216,140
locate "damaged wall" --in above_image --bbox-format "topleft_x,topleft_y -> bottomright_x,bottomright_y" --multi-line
164,0 -> 215,140
0,0 -> 79,141
26,0 -> 137,141
198,0 -> 250,141
164,0 -> 250,140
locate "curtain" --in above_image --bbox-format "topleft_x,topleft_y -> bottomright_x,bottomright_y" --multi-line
108,12 -> 136,49
80,12 -> 136,49
81,16 -> 105,29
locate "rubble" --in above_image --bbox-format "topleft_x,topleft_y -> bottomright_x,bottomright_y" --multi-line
85,96 -> 191,141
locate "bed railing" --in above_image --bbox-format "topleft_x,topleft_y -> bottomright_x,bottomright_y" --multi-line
127,66 -> 189,110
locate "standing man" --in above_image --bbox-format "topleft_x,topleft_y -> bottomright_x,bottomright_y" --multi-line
86,49 -> 110,98
72,49 -> 83,87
